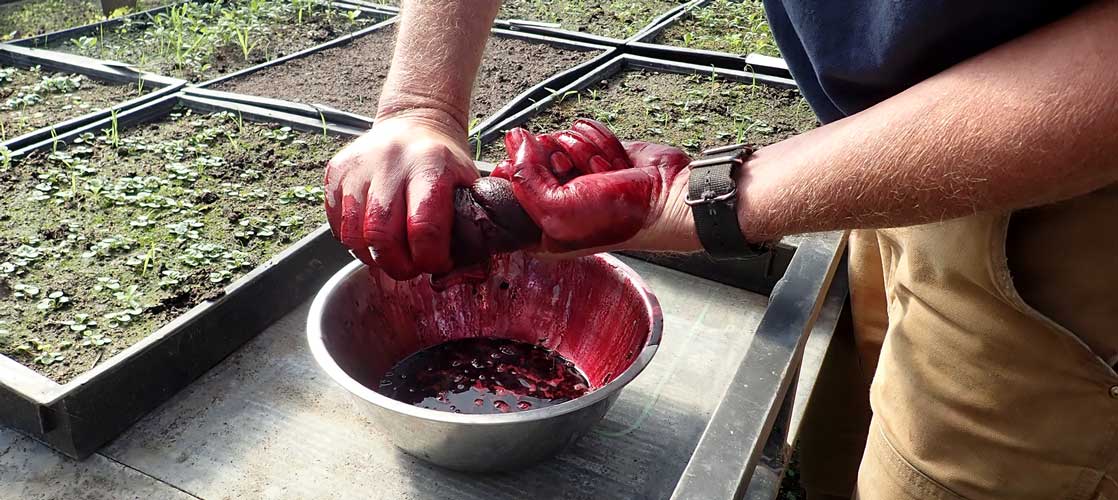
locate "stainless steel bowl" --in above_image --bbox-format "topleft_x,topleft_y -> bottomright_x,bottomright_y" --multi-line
307,252 -> 662,472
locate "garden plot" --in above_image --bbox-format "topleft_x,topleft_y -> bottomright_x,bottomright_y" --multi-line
367,0 -> 686,39
49,0 -> 380,82
0,0 -> 169,42
653,0 -> 781,58
480,68 -> 816,162
214,26 -> 603,128
1,64 -> 148,144
0,107 -> 341,382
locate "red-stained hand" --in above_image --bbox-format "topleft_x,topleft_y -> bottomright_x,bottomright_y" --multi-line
493,119 -> 698,255
324,114 -> 478,280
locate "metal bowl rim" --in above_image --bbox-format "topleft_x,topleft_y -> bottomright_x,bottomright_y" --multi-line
307,254 -> 663,425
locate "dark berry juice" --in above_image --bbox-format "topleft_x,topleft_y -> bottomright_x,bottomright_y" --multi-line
376,338 -> 591,414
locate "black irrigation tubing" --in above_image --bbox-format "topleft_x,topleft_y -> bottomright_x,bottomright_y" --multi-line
1,91 -> 360,459
625,0 -> 793,79
477,53 -> 797,295
194,16 -> 617,142
0,44 -> 187,151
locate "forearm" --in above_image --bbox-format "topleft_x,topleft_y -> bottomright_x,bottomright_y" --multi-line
376,0 -> 500,134
739,0 -> 1118,242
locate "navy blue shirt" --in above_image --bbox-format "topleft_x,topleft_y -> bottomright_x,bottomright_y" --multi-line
762,1 -> 1088,123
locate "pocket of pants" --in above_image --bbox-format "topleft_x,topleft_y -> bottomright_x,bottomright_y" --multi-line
856,419 -> 966,500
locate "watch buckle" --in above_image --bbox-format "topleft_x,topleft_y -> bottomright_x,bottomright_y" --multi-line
684,186 -> 738,206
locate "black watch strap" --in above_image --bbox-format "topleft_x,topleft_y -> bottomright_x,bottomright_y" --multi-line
686,143 -> 768,260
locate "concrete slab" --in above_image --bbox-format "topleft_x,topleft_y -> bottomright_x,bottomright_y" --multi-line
103,257 -> 770,500
0,427 -> 197,500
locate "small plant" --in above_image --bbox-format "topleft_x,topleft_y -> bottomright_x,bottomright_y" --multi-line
36,290 -> 71,311
94,276 -> 122,293
468,117 -> 483,160
233,216 -> 276,241
61,313 -> 97,332
108,110 -> 121,147
104,307 -> 144,328
16,338 -> 66,366
69,35 -> 99,56
12,283 -> 42,300
0,146 -> 11,171
234,25 -> 257,61
279,185 -> 324,205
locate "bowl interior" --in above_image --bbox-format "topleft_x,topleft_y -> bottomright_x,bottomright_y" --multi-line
319,253 -> 654,393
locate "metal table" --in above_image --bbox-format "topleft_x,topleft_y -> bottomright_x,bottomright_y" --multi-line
0,232 -> 846,500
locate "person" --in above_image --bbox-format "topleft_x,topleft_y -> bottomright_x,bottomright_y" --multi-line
324,0 -> 1118,498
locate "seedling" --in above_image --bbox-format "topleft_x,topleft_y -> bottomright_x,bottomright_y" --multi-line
109,110 -> 121,147
61,313 -> 98,332
234,25 -> 257,61
468,117 -> 483,160
36,291 -> 71,311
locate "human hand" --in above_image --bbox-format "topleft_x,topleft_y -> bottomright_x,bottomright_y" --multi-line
324,112 -> 479,280
493,119 -> 701,256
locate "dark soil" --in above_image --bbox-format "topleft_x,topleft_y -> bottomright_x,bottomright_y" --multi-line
0,108 -> 341,382
1,65 -> 147,142
216,26 -> 601,126
655,0 -> 781,58
50,0 -> 379,82
481,70 -> 818,162
0,0 -> 166,42
369,0 -> 686,39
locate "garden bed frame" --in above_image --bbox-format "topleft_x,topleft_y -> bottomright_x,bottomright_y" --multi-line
195,17 -> 617,136
0,44 -> 186,151
7,0 -> 187,48
0,91 -> 360,458
627,0 -> 792,79
478,53 -> 798,294
6,0 -> 392,48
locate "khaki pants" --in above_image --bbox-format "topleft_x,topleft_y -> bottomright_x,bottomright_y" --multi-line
802,185 -> 1118,499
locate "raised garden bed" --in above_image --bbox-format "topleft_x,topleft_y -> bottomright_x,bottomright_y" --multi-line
627,0 -> 790,79
344,0 -> 688,40
210,22 -> 610,134
479,60 -> 814,161
42,0 -> 387,82
0,91 -> 359,458
478,54 -> 816,293
0,0 -> 171,42
653,0 -> 780,58
0,44 -> 185,152
1,65 -> 145,145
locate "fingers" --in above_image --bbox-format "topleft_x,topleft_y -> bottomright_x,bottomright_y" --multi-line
571,118 -> 630,170
363,183 -> 418,281
623,141 -> 692,175
405,162 -> 456,275
553,129 -> 613,174
491,159 -> 513,179
509,128 -> 651,250
324,156 -> 346,242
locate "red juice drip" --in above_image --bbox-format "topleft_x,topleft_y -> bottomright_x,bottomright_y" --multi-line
376,338 -> 591,414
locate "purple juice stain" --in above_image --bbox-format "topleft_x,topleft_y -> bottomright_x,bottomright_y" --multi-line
376,338 -> 591,414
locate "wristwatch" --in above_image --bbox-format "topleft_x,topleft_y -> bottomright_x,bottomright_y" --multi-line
685,143 -> 770,260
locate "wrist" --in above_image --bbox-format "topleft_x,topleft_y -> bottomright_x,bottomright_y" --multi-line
630,169 -> 703,253
736,150 -> 783,243
376,93 -> 469,138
